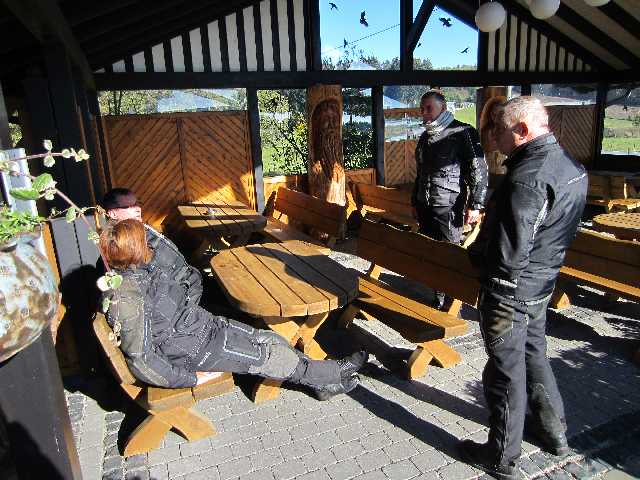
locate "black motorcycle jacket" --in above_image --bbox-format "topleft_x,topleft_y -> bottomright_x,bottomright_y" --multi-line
412,119 -> 488,210
469,133 -> 588,301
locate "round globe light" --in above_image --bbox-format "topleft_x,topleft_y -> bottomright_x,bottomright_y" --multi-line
583,0 -> 610,6
529,0 -> 560,19
475,2 -> 506,33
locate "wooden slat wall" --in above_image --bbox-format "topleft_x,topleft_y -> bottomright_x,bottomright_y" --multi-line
384,140 -> 417,186
104,111 -> 255,230
548,104 -> 596,168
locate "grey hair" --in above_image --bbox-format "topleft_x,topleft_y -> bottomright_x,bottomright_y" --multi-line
497,96 -> 549,130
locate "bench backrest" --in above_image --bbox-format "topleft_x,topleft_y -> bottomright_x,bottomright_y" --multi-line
93,313 -> 140,388
563,229 -> 640,290
273,187 -> 345,238
357,219 -> 480,305
350,182 -> 414,220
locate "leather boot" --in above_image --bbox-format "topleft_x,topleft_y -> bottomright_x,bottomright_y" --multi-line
524,416 -> 570,457
458,440 -> 522,480
313,374 -> 360,401
337,351 -> 368,379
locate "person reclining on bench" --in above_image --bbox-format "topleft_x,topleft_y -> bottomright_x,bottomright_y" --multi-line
99,218 -> 367,400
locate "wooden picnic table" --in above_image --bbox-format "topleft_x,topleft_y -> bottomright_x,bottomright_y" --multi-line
210,240 -> 359,403
592,212 -> 640,241
178,199 -> 266,253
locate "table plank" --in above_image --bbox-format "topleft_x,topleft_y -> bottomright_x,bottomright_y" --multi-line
194,203 -> 243,236
210,252 -> 281,317
248,245 -> 330,315
246,243 -> 345,309
278,240 -> 359,302
177,205 -> 216,230
229,247 -> 309,317
593,212 -> 640,241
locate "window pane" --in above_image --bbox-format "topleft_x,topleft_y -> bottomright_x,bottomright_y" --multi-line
531,84 -> 597,105
602,84 -> 640,156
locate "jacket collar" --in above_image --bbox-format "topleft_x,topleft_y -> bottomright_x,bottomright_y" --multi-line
504,133 -> 557,169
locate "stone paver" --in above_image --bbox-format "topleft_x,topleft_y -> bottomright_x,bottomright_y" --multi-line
59,242 -> 640,480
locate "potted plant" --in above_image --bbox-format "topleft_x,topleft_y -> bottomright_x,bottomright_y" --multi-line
0,140 -> 121,363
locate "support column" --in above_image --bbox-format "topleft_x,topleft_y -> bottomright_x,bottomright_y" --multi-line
593,82 -> 607,170
247,88 -> 265,213
371,86 -> 385,186
400,0 -> 413,72
87,90 -> 113,191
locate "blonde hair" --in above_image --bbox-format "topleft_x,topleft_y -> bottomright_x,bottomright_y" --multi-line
99,219 -> 152,269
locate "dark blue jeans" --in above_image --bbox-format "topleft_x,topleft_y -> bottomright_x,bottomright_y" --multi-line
478,289 -> 566,466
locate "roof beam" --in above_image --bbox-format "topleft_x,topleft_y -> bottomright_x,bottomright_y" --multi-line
436,0 -> 476,29
3,0 -> 95,88
400,0 -> 413,71
406,0 -> 436,54
555,3 -> 640,70
95,69 -> 640,91
86,0 -> 256,69
498,0 -> 610,72
63,0 -> 139,26
598,2 -> 640,42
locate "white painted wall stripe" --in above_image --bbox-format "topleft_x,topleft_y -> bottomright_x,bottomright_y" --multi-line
171,36 -> 185,72
132,52 -> 145,72
190,28 -> 204,72
293,0 -> 306,71
277,0 -> 290,71
260,0 -> 274,71
226,13 -> 241,71
208,21 -> 223,72
243,7 -> 258,71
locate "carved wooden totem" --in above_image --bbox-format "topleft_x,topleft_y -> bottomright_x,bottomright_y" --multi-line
307,85 -> 345,206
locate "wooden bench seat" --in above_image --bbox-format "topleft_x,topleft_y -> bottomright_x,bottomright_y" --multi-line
340,219 -> 478,379
93,313 -> 235,456
263,187 -> 345,254
348,181 -> 417,230
587,172 -> 640,212
552,228 -> 640,307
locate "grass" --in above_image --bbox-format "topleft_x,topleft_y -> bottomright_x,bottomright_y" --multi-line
601,136 -> 640,154
604,117 -> 636,129
455,106 -> 476,127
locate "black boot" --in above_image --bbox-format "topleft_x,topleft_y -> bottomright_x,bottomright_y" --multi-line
313,374 -> 360,401
524,416 -> 570,457
337,351 -> 368,379
458,440 -> 522,480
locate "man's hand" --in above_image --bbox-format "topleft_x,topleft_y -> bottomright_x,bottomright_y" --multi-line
411,207 -> 418,219
465,209 -> 481,225
195,371 -> 224,385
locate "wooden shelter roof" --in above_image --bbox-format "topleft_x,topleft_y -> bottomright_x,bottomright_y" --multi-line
0,0 -> 639,93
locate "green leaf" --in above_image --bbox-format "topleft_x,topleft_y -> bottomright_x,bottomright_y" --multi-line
43,189 -> 56,201
109,273 -> 123,290
32,173 -> 56,192
101,297 -> 111,313
65,206 -> 77,223
87,230 -> 100,243
96,275 -> 110,292
43,154 -> 55,168
61,149 -> 72,158
10,187 -> 40,201
43,139 -> 53,151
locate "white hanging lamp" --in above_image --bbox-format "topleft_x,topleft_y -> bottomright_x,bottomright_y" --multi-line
475,1 -> 507,33
529,0 -> 560,19
583,0 -> 610,6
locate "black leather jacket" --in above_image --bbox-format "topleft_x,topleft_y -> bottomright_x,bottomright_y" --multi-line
412,119 -> 488,210
469,133 -> 588,301
105,262 -> 218,388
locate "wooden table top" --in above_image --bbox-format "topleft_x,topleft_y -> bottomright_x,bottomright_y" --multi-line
178,199 -> 266,237
210,240 -> 359,318
592,212 -> 640,240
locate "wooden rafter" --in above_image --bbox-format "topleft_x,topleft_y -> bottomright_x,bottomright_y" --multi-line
407,0 -> 437,54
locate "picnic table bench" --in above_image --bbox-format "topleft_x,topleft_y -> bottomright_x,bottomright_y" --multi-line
339,219 -> 476,379
177,198 -> 266,255
592,212 -> 640,241
347,181 -> 418,230
587,171 -> 640,213
92,313 -> 235,456
263,187 -> 345,254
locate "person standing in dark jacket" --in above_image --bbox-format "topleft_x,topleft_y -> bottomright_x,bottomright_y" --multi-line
461,96 -> 588,479
100,219 -> 367,399
412,90 -> 488,309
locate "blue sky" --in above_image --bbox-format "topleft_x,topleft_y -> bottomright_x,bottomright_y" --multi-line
319,0 -> 478,69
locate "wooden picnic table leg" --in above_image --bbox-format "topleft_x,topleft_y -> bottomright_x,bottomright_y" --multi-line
227,232 -> 252,248
252,316 -> 301,404
296,312 -> 330,359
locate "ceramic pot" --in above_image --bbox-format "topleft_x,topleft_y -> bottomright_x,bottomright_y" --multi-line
0,233 -> 59,363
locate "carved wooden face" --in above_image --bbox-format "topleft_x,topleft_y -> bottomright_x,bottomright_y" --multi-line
312,99 -> 342,179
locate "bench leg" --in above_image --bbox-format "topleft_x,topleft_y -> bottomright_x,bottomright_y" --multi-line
446,299 -> 462,317
253,379 -> 285,404
550,287 -> 571,310
338,304 -> 360,329
421,339 -> 462,369
366,264 -> 382,280
124,406 -> 215,457
406,346 -> 434,380
297,313 -> 329,358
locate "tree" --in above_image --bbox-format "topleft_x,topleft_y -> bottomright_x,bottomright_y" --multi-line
97,90 -> 171,115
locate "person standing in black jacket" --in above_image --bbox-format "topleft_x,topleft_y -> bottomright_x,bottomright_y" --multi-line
461,96 -> 588,479
412,90 -> 488,309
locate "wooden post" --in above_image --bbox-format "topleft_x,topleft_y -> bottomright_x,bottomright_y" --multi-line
247,88 -> 265,213
307,84 -> 345,205
372,86 -> 385,186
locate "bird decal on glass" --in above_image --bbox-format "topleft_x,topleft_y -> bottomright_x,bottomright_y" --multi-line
329,2 -> 338,10
439,17 -> 452,27
360,11 -> 369,27
343,38 -> 348,48
461,47 -> 469,53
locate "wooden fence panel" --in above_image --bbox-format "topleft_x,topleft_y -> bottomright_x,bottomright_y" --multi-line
103,111 -> 255,230
548,105 -> 596,169
346,168 -> 376,185
384,140 -> 417,186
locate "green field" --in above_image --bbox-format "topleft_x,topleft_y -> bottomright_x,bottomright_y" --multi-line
604,117 -> 635,129
455,106 -> 476,127
601,137 -> 640,154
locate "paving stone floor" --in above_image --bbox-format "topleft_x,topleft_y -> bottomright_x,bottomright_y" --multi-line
65,244 -> 640,480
